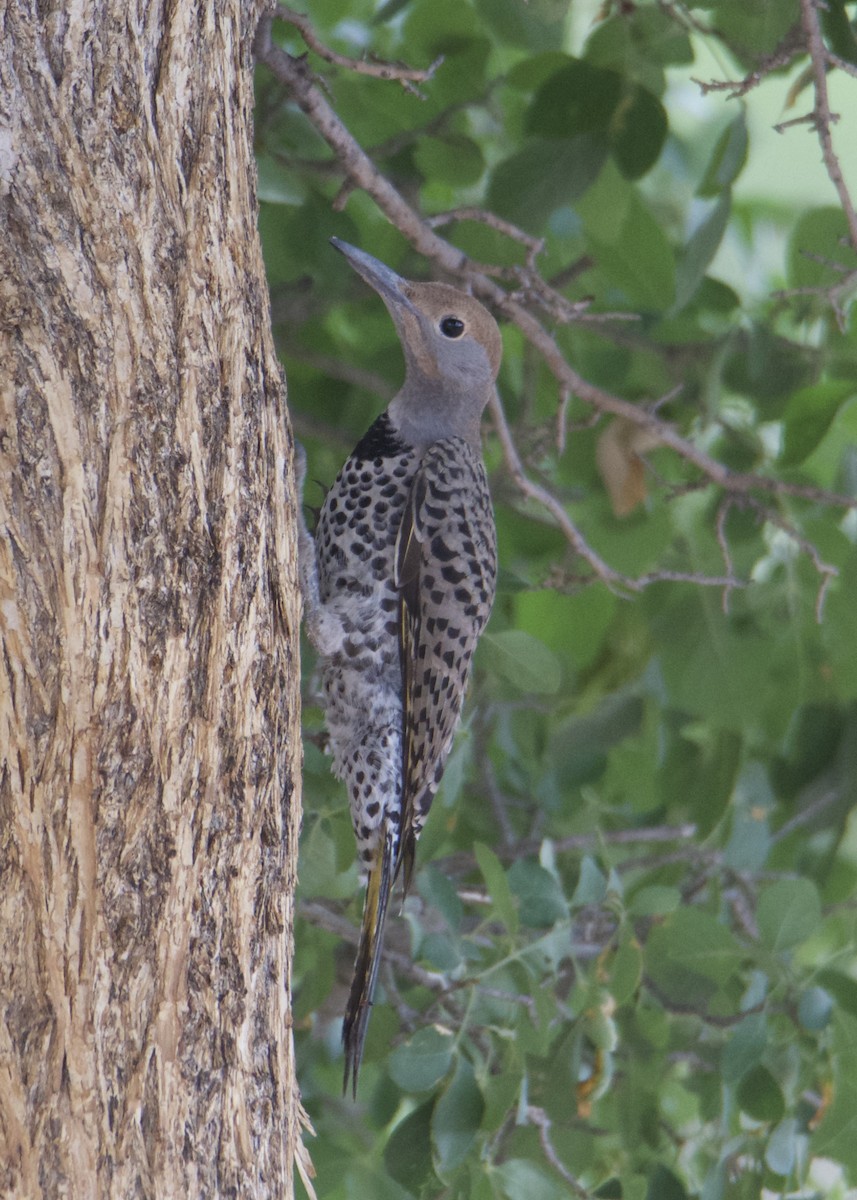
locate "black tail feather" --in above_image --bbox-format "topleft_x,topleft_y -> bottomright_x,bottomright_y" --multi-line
342,832 -> 395,1097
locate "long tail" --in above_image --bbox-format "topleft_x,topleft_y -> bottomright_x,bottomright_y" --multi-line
343,831 -> 395,1097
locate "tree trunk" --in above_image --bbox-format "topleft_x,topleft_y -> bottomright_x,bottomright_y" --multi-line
0,4 -> 304,1197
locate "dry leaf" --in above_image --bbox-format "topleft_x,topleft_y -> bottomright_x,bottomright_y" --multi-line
596,417 -> 661,517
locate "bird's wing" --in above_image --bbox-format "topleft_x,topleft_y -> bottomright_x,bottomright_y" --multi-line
394,439 -> 497,895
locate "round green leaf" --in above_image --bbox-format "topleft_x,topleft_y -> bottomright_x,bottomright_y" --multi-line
798,985 -> 834,1031
526,60 -> 622,138
765,1118 -> 800,1177
757,878 -> 822,954
736,1064 -> 785,1123
609,85 -> 668,180
388,1027 -> 454,1093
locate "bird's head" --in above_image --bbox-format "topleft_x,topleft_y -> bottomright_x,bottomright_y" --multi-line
331,238 -> 502,448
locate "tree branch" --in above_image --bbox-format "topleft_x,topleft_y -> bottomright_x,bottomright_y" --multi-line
255,22 -> 857,600
274,4 -> 442,92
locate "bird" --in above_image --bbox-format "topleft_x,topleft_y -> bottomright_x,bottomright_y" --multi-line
297,238 -> 501,1096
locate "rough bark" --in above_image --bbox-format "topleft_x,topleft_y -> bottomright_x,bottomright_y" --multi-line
0,3 -> 304,1197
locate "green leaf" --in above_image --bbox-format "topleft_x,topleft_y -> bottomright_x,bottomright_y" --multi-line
788,206 -> 857,288
674,191 -> 731,311
419,865 -> 464,932
474,0 -> 567,51
474,841 -> 519,933
608,937 -> 643,1005
736,1064 -> 785,1123
388,1027 -> 454,1093
432,1056 -> 485,1176
765,1118 -> 801,1177
698,115 -> 748,197
722,1014 -> 768,1084
645,908 -> 743,1002
571,855 -> 607,907
494,1159 -> 571,1200
628,886 -> 681,917
384,1099 -> 439,1193
812,1011 -> 857,1171
488,135 -> 607,232
255,154 -> 307,206
508,859 -> 568,927
609,85 -> 668,180
756,879 -> 822,954
482,630 -> 562,694
817,969 -> 857,1017
645,1165 -> 688,1200
692,0 -> 800,58
798,986 -> 834,1032
414,135 -> 485,186
507,51 -> 571,91
781,380 -> 856,467
822,0 -> 857,65
527,60 -> 622,138
579,166 -> 675,309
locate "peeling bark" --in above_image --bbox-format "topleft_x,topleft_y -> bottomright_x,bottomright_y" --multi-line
0,3 -> 303,1197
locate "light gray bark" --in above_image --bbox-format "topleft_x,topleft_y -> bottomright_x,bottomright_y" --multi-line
0,3 -> 305,1196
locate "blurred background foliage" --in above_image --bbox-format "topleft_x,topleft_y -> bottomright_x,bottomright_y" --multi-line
254,1 -> 857,1196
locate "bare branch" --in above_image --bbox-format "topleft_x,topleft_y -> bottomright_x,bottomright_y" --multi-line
693,22 -> 805,98
799,0 -> 857,252
274,4 -> 442,92
426,207 -> 545,264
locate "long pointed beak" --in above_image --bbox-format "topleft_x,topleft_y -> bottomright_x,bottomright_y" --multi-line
330,238 -> 418,315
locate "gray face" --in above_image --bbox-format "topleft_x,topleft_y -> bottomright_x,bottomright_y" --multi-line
331,239 -> 502,449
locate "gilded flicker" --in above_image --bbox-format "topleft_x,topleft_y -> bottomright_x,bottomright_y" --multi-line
298,238 -> 501,1095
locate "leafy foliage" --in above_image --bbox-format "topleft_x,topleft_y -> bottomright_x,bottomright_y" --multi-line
255,1 -> 857,1196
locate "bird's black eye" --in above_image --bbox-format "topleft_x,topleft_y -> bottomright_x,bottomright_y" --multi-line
439,316 -> 465,339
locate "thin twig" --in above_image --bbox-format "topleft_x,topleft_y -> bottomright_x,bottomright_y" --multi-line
716,500 -> 737,614
693,22 -> 805,98
299,901 -> 449,990
426,207 -> 544,265
275,4 -> 443,92
526,1108 -> 593,1200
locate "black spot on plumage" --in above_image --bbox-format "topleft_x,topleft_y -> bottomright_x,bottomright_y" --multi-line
431,536 -> 457,562
441,565 -> 467,584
